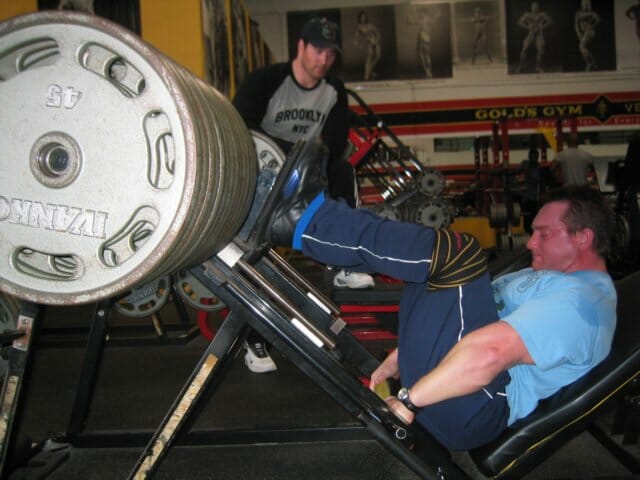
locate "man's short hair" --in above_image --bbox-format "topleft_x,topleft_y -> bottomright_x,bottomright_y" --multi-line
565,132 -> 580,148
542,185 -> 614,257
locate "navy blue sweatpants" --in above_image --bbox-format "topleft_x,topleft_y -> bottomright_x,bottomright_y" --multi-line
299,199 -> 510,451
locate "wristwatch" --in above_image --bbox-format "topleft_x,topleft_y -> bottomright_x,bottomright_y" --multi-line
396,387 -> 419,413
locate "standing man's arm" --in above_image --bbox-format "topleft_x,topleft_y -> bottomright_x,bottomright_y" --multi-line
321,78 -> 350,163
549,152 -> 563,185
322,80 -> 356,205
232,68 -> 269,132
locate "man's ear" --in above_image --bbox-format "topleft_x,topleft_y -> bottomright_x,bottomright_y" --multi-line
577,228 -> 595,250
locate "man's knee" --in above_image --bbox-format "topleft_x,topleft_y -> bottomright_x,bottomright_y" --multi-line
428,229 -> 487,289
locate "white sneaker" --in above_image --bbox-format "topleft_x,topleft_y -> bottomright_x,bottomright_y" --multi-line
333,270 -> 375,289
244,340 -> 277,373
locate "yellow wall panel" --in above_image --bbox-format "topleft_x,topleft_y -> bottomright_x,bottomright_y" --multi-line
0,0 -> 38,21
449,216 -> 496,250
140,0 -> 204,79
0,0 -> 205,79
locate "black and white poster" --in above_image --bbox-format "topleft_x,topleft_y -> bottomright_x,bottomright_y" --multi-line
287,5 -> 452,82
616,0 -> 640,71
506,0 -> 616,74
452,0 -> 503,67
341,6 -> 397,82
393,2 -> 453,79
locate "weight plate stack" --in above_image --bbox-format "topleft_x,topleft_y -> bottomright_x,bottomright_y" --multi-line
252,130 -> 285,171
0,12 -> 257,305
114,276 -> 170,318
414,200 -> 452,229
175,269 -> 226,312
416,168 -> 445,197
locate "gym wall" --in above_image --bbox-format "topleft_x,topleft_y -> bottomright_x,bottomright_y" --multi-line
0,0 -> 205,79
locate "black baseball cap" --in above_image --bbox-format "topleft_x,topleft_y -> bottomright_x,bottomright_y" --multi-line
300,17 -> 342,52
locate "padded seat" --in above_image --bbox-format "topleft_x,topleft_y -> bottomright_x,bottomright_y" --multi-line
469,269 -> 640,478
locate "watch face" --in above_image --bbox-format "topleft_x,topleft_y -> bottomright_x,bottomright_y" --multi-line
398,387 -> 408,400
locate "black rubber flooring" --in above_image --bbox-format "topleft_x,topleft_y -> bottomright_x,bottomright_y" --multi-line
9,316 -> 422,480
2,306 -> 636,480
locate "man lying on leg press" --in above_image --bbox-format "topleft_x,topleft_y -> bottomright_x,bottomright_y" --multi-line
263,144 -> 616,450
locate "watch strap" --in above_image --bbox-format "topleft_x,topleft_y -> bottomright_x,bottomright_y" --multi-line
397,387 -> 419,413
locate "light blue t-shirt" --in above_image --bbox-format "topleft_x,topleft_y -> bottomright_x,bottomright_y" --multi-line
492,268 -> 616,425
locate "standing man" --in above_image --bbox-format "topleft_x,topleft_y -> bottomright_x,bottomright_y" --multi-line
552,132 -> 594,185
519,148 -> 541,232
233,17 -> 374,373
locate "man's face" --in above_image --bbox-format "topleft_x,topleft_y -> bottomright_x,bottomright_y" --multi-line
526,201 -> 583,272
298,40 -> 337,82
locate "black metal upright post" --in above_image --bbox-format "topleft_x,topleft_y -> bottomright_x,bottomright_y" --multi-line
0,301 -> 39,479
65,299 -> 112,440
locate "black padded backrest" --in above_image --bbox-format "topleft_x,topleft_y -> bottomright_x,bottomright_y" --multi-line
469,269 -> 640,478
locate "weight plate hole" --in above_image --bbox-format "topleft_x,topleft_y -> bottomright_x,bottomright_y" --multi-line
38,143 -> 70,177
30,133 -> 82,189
